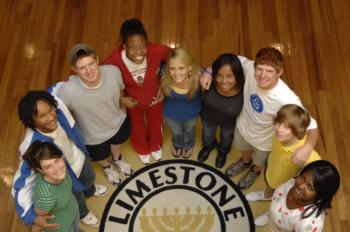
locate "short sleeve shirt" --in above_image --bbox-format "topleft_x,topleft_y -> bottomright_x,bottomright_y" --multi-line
58,65 -> 126,144
269,179 -> 325,232
34,173 -> 78,232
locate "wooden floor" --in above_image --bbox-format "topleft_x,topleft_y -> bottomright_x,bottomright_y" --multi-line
1,0 -> 350,231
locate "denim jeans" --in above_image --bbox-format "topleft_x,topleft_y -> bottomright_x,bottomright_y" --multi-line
165,117 -> 197,149
74,156 -> 96,218
201,118 -> 234,153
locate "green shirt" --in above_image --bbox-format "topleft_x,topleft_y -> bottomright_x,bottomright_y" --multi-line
34,172 -> 78,232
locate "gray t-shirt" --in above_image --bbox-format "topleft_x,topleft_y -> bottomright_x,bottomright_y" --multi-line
58,65 -> 126,145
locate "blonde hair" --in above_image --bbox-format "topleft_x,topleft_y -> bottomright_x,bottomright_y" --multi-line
161,48 -> 200,99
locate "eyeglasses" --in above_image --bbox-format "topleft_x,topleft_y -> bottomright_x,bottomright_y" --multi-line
216,74 -> 235,81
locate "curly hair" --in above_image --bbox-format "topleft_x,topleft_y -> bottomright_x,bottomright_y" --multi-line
18,91 -> 58,130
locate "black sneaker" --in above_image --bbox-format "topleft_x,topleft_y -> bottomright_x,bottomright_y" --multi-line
215,151 -> 227,168
197,146 -> 214,162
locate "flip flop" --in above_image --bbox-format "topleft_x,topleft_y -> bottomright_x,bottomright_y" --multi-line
182,148 -> 193,159
171,146 -> 182,158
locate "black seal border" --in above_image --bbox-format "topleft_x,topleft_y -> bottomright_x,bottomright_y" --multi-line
100,159 -> 255,232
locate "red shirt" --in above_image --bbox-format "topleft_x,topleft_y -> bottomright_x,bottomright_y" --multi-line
103,42 -> 171,108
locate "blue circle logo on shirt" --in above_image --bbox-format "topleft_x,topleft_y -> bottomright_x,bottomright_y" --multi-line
250,94 -> 263,113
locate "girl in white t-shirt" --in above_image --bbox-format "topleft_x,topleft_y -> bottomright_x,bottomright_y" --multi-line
255,160 -> 340,231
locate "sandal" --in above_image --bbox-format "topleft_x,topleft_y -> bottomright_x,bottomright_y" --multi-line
182,148 -> 193,159
171,146 -> 182,158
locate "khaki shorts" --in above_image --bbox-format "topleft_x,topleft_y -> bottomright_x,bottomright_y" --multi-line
233,128 -> 270,167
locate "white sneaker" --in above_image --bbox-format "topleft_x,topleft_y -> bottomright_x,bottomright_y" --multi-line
93,184 -> 108,197
254,211 -> 269,227
138,154 -> 151,165
114,156 -> 133,176
81,212 -> 100,227
103,166 -> 121,186
246,191 -> 272,202
151,149 -> 162,161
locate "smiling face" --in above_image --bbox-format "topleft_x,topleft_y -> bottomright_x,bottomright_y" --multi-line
169,58 -> 191,84
33,100 -> 58,133
124,34 -> 147,64
38,157 -> 66,183
254,64 -> 282,89
72,55 -> 100,87
274,122 -> 298,145
291,170 -> 317,204
215,64 -> 238,95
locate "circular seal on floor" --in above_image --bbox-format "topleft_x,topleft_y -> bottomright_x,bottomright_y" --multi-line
100,159 -> 255,232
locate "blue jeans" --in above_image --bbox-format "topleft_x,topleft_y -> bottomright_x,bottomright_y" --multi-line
165,117 -> 197,149
201,118 -> 234,153
74,156 -> 96,218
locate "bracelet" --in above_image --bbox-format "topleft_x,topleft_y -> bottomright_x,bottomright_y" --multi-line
199,67 -> 212,76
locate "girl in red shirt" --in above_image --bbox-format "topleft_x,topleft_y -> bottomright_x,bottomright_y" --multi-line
103,18 -> 171,164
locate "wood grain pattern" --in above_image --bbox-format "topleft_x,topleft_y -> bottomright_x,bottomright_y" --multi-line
0,0 -> 349,231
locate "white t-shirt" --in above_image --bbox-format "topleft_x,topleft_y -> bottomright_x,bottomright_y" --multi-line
41,124 -> 85,176
236,56 -> 317,151
269,179 -> 325,232
121,49 -> 147,86
58,65 -> 127,144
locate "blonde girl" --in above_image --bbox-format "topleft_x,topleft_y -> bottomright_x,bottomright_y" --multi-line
161,48 -> 201,158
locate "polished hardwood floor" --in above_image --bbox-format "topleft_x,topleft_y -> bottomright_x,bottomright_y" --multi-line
1,0 -> 350,231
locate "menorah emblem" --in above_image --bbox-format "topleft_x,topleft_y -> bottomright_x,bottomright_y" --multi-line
138,206 -> 214,232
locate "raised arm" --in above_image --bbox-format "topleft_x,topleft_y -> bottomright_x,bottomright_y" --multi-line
292,128 -> 319,164
199,67 -> 213,90
200,55 -> 252,90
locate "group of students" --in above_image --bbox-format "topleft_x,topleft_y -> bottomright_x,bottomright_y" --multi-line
11,17 -> 340,232
199,47 -> 340,231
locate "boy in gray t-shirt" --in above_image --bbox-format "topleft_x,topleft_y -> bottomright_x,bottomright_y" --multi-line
55,44 -> 133,186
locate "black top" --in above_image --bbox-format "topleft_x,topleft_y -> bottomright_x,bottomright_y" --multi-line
201,82 -> 244,127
